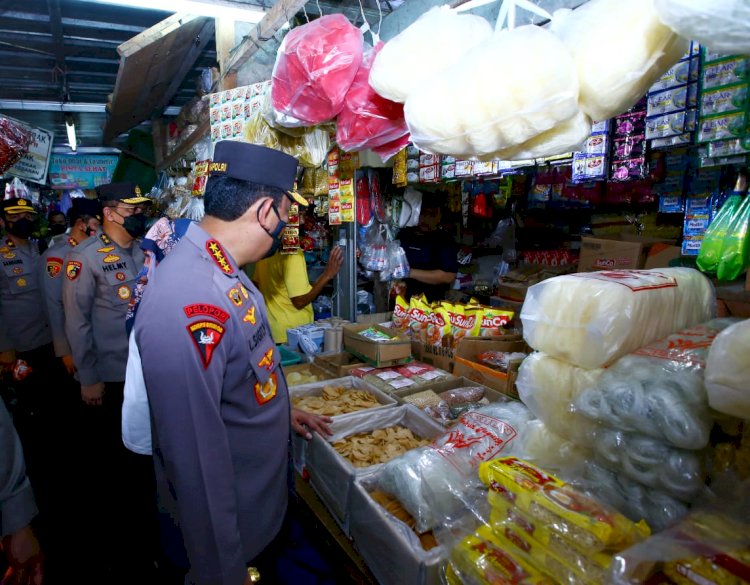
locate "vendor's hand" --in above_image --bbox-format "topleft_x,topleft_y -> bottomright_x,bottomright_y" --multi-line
291,407 -> 333,440
61,355 -> 76,376
0,350 -> 16,371
322,246 -> 344,281
1,525 -> 44,585
81,382 -> 105,407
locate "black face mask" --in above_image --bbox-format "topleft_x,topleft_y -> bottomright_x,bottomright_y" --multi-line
49,224 -> 67,236
6,218 -> 35,239
260,204 -> 286,259
122,213 -> 147,239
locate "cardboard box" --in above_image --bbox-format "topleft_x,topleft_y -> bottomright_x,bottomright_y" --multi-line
314,352 -> 367,377
643,243 -> 682,269
450,336 -> 529,398
283,362 -> 336,386
394,376 -> 515,426
305,405 -> 444,535
289,376 -> 398,476
411,341 -> 454,372
356,311 -> 393,325
578,235 -> 675,271
349,478 -> 444,585
343,324 -> 412,368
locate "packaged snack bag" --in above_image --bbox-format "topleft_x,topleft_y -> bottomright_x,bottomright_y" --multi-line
478,306 -> 515,336
392,294 -> 410,331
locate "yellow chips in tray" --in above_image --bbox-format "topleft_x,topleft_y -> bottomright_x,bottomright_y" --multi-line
449,525 -> 555,585
332,425 -> 430,468
292,385 -> 380,416
479,457 -> 650,553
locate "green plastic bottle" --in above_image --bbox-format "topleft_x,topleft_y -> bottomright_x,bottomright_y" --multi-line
696,173 -> 747,274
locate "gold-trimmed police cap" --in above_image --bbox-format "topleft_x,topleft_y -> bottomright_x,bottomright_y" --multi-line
209,141 -> 308,207
2,197 -> 38,215
96,182 -> 153,206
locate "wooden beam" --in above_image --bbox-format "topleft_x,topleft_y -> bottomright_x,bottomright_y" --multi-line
151,116 -> 167,167
46,0 -> 67,99
156,118 -> 209,171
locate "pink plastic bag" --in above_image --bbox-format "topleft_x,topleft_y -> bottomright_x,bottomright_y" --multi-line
271,14 -> 364,126
336,43 -> 409,153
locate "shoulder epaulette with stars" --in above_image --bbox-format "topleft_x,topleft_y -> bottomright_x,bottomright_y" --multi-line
205,239 -> 234,275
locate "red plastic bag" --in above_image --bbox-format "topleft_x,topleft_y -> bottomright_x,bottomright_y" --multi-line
272,14 -> 364,126
336,43 -> 409,153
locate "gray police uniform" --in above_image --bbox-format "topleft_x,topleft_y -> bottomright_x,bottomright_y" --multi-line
39,236 -> 78,358
135,223 -> 290,585
62,231 -> 144,385
0,236 -> 51,353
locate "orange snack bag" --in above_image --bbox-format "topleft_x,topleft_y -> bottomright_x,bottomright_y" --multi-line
407,296 -> 431,342
425,305 -> 451,347
447,304 -> 476,348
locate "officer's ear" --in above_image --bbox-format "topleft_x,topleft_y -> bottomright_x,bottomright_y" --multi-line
253,197 -> 275,227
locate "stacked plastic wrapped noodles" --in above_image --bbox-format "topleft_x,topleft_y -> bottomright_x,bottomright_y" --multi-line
368,6 -> 494,104
442,457 -> 651,585
404,24 -> 585,160
549,0 -> 687,122
520,268 -> 715,370
376,400 -> 534,535
705,318 -> 750,420
516,351 -> 603,444
571,318 -> 741,530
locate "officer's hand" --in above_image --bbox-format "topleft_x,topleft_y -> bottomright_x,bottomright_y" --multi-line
1,524 -> 44,585
81,382 -> 105,407
0,350 -> 16,371
61,355 -> 76,375
322,246 -> 344,281
291,407 -> 333,440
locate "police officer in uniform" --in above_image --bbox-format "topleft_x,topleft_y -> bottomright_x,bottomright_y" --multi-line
61,182 -> 158,584
135,142 -> 331,585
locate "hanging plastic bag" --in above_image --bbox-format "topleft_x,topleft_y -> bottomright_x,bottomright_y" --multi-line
369,6 -> 494,104
696,194 -> 742,274
380,240 -> 410,281
271,14 -> 364,126
336,43 -> 410,153
361,223 -> 388,271
0,115 -> 32,173
549,0 -> 687,121
705,319 -> 750,419
716,195 -> 750,281
400,187 -> 422,228
654,0 -> 750,56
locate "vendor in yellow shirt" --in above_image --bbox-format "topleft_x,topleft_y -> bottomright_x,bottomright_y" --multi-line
253,246 -> 343,344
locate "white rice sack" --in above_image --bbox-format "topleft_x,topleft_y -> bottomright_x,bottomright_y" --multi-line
706,319 -> 750,419
549,0 -> 688,121
521,268 -> 715,369
404,24 -> 580,159
499,110 -> 592,161
369,6 -> 493,104
516,352 -> 602,443
654,0 -> 750,56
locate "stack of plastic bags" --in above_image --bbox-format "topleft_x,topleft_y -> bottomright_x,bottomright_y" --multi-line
573,318 -> 739,530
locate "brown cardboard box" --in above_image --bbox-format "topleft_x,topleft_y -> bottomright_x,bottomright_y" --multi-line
579,235 -> 675,272
411,341 -> 454,372
643,243 -> 682,269
356,312 -> 393,325
343,324 -> 412,367
495,264 -> 576,302
450,336 -> 528,398
314,352 -> 367,377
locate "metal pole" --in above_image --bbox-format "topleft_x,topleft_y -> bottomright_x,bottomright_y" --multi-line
334,222 -> 357,323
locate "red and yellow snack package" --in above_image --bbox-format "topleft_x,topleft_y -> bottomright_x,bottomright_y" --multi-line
447,304 -> 475,349
407,296 -> 431,342
425,305 -> 451,347
478,307 -> 515,336
392,294 -> 409,331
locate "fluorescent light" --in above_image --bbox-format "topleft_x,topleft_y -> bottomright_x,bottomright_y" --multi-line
66,116 -> 77,152
89,0 -> 266,23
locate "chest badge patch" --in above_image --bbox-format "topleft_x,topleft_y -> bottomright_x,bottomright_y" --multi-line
115,272 -> 127,282
254,372 -> 278,405
46,257 -> 63,278
187,320 -> 225,369
66,260 -> 82,280
97,245 -> 115,253
206,239 -> 234,275
117,285 -> 131,300
12,266 -> 23,275
228,286 -> 243,307
3,252 -> 16,260
257,348 -> 274,371
16,277 -> 27,288
243,306 -> 256,324
183,303 -> 230,324
239,284 -> 249,299
103,254 -> 121,263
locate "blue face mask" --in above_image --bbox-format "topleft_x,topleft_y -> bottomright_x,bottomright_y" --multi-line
259,203 -> 286,259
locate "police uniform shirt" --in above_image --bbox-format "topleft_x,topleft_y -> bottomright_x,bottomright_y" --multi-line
62,231 -> 144,385
134,223 -> 290,585
399,227 -> 460,302
39,236 -> 79,358
0,236 -> 52,353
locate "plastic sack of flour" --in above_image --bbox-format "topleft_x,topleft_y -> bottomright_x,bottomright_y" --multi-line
516,352 -> 602,443
369,6 -> 493,104
336,44 -> 409,154
574,319 -> 739,450
520,268 -> 715,369
404,24 -> 580,159
549,0 -> 687,121
654,0 -> 750,56
705,319 -> 750,419
271,14 -> 363,125
377,401 -> 534,533
500,110 -> 592,161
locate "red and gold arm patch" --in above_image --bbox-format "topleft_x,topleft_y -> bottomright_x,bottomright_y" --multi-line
187,320 -> 226,369
183,303 -> 230,324
46,257 -> 63,278
66,260 -> 82,280
254,372 -> 278,405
